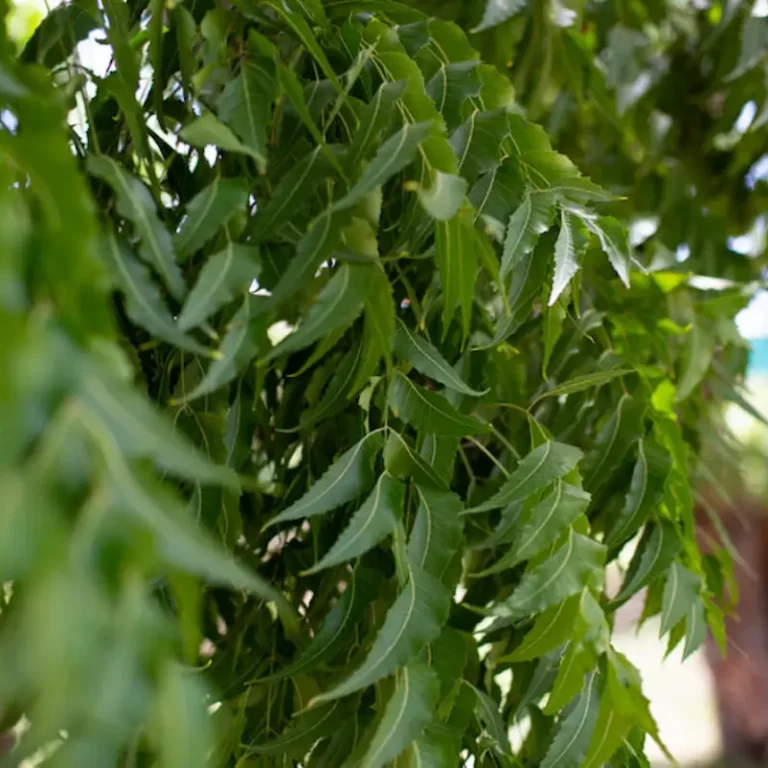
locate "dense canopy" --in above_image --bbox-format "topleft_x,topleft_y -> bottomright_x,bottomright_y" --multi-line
0,0 -> 766,766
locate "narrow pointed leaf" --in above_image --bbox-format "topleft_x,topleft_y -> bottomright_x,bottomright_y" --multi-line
468,441 -> 582,513
347,79 -> 408,170
682,598 -> 707,660
541,674 -> 600,768
218,57 -> 275,173
268,432 -> 384,526
333,121 -> 432,212
388,372 -> 490,437
104,235 -> 209,356
310,562 -> 450,704
435,210 -> 478,339
407,485 -> 463,580
260,567 -> 379,681
425,60 -> 481,130
501,192 -> 556,279
660,562 -> 701,637
250,146 -> 337,242
405,722 -> 460,767
534,368 -> 634,402
495,531 -> 605,619
248,701 -> 343,755
606,439 -> 671,548
506,595 -> 582,661
394,320 -> 485,396
174,178 -> 249,260
383,431 -> 448,490
183,298 -> 265,402
549,211 -> 581,305
178,244 -> 259,330
614,521 -> 682,605
304,473 -> 405,574
478,483 -> 591,574
676,325 -> 714,402
360,663 -> 439,768
180,112 -> 264,163
88,156 -> 186,300
469,683 -> 512,755
270,263 -> 371,358
585,215 -> 631,287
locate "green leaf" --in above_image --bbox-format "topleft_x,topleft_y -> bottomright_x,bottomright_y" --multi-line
180,112 -> 265,163
103,234 -> 209,356
584,216 -> 631,288
660,562 -> 701,637
450,109 -> 509,181
352,265 -> 396,392
218,57 -> 275,173
477,482 -> 591,574
250,146 -> 337,242
394,320 -> 485,396
540,674 -> 600,768
157,664 -> 212,768
435,209 -> 478,339
614,521 -> 682,605
682,598 -> 707,660
310,562 -> 450,704
542,301 -> 566,378
544,643 -> 594,715
388,372 -> 490,437
334,121 -> 432,212
582,396 -> 646,493
79,371 -> 237,487
418,171 -> 468,221
346,80 -> 408,170
468,683 -> 512,755
405,722 -> 461,767
183,297 -> 265,402
500,192 -> 556,280
88,156 -> 186,300
495,530 -> 605,619
407,485 -> 463,581
248,701 -> 343,755
300,346 -> 363,428
260,567 -> 378,681
425,61 -> 481,131
178,244 -> 259,330
304,473 -> 405,574
549,210 -> 582,306
174,178 -> 249,261
534,368 -> 634,402
473,0 -> 528,33
383,431 -> 449,490
468,441 -> 583,513
506,595 -> 582,661
606,439 -> 671,548
270,263 -> 372,358
360,662 -> 439,768
676,325 -> 714,402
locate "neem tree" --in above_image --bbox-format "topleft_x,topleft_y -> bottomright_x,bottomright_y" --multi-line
1,0 -> 766,765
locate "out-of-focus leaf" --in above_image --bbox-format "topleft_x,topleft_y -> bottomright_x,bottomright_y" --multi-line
534,368 -> 634,402
473,0 -> 528,33
660,562 -> 701,637
418,171 -> 467,221
248,701 -> 343,755
676,325 -> 714,401
388,372 -> 490,436
181,112 -> 265,162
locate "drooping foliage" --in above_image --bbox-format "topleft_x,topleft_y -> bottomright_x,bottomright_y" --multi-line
0,0 -> 766,766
